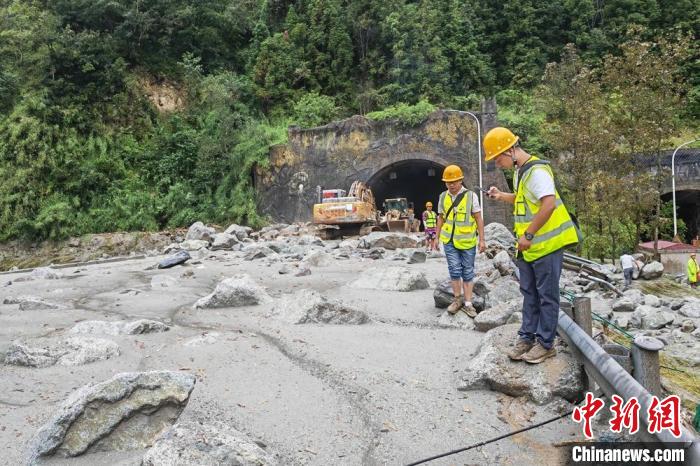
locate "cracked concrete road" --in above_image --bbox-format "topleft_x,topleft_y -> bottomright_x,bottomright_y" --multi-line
0,248 -> 581,465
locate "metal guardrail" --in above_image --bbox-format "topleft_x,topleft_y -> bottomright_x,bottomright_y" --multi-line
557,308 -> 700,462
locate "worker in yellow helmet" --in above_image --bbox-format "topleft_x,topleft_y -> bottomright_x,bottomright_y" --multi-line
483,127 -> 579,364
436,165 -> 486,317
422,201 -> 439,252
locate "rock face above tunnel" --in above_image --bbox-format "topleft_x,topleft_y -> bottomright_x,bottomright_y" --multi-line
254,110 -> 511,227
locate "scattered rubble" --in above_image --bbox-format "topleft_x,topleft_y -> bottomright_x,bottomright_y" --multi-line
358,232 -> 421,250
474,300 -> 520,332
30,371 -> 195,462
6,337 -> 120,367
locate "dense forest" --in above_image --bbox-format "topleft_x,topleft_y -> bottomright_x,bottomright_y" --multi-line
0,0 -> 698,259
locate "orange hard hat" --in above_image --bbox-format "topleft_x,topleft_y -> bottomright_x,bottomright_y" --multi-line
483,127 -> 519,161
442,165 -> 464,182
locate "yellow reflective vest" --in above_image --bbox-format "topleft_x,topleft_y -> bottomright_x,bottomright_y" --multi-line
439,189 -> 477,250
688,258 -> 698,284
424,210 -> 437,228
513,157 -> 579,262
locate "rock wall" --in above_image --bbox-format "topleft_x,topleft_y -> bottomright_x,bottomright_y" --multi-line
255,107 -> 512,227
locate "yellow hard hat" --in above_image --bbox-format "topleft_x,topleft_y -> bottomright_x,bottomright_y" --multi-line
425,201 -> 433,208
442,165 -> 464,182
483,127 -> 519,161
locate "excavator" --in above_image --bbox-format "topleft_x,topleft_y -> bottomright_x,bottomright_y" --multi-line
312,182 -> 421,237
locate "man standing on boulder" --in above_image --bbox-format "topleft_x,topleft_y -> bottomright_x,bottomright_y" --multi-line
484,127 -> 579,364
436,165 -> 486,317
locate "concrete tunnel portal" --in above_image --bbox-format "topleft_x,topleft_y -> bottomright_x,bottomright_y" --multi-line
367,159 -> 449,230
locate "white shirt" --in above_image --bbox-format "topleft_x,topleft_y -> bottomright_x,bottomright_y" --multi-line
620,254 -> 636,270
438,187 -> 481,214
517,166 -> 555,203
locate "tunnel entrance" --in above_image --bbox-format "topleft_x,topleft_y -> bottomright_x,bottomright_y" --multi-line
661,190 -> 700,242
367,160 -> 448,231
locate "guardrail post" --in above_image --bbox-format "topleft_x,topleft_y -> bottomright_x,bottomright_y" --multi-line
573,297 -> 592,336
631,335 -> 663,398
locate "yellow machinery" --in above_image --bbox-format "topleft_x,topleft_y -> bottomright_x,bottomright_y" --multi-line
312,181 -> 380,237
382,198 -> 421,233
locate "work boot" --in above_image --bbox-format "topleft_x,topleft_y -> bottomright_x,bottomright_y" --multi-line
461,301 -> 477,318
521,342 -> 557,364
447,295 -> 464,315
507,340 -> 534,361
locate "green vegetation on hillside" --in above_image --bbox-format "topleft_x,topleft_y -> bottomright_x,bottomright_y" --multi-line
0,0 -> 697,258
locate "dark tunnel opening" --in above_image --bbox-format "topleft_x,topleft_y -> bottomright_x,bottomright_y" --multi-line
367,160 -> 449,231
661,190 -> 700,242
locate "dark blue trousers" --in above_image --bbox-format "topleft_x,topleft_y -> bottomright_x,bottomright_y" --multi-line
516,248 -> 563,350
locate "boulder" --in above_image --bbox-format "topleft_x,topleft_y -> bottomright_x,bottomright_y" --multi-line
492,250 -> 516,276
210,233 -> 239,251
30,267 -> 62,280
679,302 -> 700,319
12,296 -> 65,311
6,337 -> 120,368
339,239 -> 359,249
640,261 -> 664,280
303,250 -> 333,267
350,266 -> 429,292
630,305 -> 675,330
30,371 -> 195,462
186,221 -> 215,242
158,250 -> 191,269
484,223 -> 515,249
458,324 -> 584,404
487,277 -> 522,304
297,234 -> 324,247
474,301 -> 519,332
142,420 -> 276,466
179,240 -> 209,251
437,311 -> 475,329
358,232 -> 420,250
680,320 -> 696,333
224,224 -> 252,241
70,320 -> 169,336
275,290 -> 368,325
363,247 -> 385,259
407,250 -> 427,264
432,279 -> 485,312
194,275 -> 271,309
644,294 -> 661,308
612,296 -> 638,313
243,245 -> 276,261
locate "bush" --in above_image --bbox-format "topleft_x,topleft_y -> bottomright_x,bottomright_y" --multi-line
366,100 -> 437,126
291,92 -> 340,128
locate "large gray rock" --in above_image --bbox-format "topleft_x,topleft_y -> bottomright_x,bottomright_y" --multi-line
142,420 -> 276,466
644,294 -> 661,308
679,302 -> 700,319
407,250 -> 427,264
30,371 -> 195,463
433,279 -> 486,312
275,290 -> 368,325
70,320 -> 169,336
484,223 -> 515,249
474,301 -> 519,332
458,324 -> 584,404
30,267 -> 63,280
437,310 -> 475,329
302,250 -> 333,267
487,277 -> 521,304
14,296 -> 65,311
179,239 -> 210,251
612,296 -> 638,313
194,275 -> 271,309
158,250 -> 191,269
224,223 -> 252,241
210,233 -> 239,251
358,232 -> 420,250
6,337 -> 120,368
630,305 -> 675,330
186,221 -> 215,242
243,245 -> 276,261
492,250 -> 516,276
350,266 -> 429,291
640,261 -> 664,280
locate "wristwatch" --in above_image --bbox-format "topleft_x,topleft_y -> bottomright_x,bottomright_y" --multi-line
524,232 -> 534,241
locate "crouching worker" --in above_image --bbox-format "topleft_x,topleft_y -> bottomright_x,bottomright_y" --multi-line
436,165 -> 486,317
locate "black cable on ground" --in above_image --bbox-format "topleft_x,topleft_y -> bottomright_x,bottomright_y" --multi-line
405,409 -> 575,466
